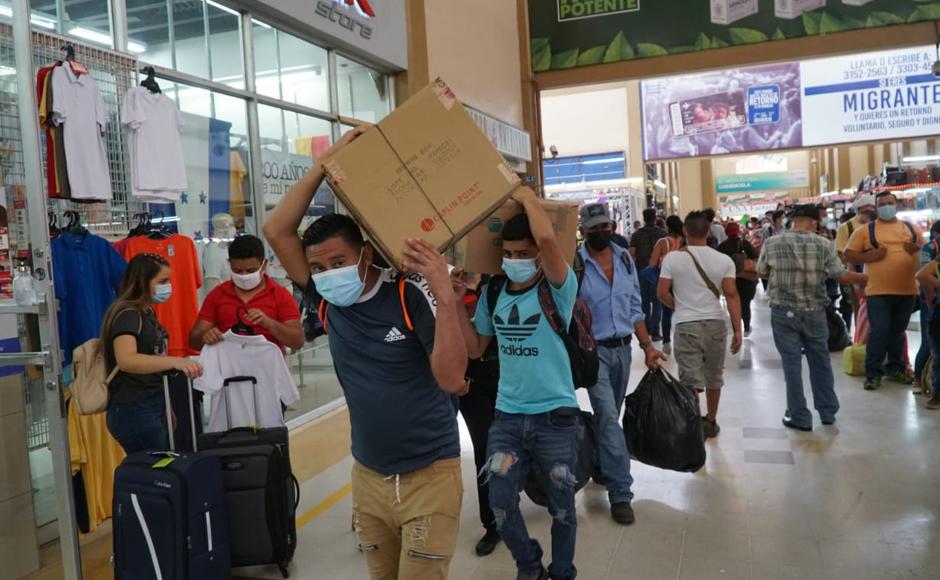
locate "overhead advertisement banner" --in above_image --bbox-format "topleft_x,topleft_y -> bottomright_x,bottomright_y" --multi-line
716,170 -> 810,193
801,45 -> 940,146
642,44 -> 940,160
529,1 -> 940,73
641,63 -> 803,160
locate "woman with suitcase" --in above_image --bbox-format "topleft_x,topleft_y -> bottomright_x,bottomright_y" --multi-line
101,252 -> 203,453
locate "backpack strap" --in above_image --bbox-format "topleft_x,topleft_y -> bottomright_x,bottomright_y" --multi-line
317,298 -> 329,333
573,252 -> 585,288
486,275 -> 507,317
903,221 -> 918,245
397,278 -> 414,333
106,309 -> 143,383
537,278 -> 568,337
681,248 -> 721,300
619,250 -> 633,275
847,219 -> 855,238
868,221 -> 878,249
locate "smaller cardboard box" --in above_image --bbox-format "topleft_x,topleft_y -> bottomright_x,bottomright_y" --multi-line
321,78 -> 520,268
451,199 -> 580,274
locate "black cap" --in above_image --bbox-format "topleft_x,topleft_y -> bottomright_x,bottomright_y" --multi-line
790,204 -> 819,220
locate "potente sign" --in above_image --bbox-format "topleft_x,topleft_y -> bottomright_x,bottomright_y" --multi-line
316,0 -> 375,39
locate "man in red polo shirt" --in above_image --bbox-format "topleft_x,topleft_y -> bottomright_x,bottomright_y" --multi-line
189,235 -> 304,351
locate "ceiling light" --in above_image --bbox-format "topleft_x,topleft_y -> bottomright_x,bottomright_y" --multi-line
68,26 -> 113,47
0,6 -> 56,28
0,65 -> 15,76
206,0 -> 240,18
252,18 -> 272,29
127,40 -> 146,54
902,155 -> 940,164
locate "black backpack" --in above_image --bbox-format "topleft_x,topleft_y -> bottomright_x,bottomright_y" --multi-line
486,275 -> 599,389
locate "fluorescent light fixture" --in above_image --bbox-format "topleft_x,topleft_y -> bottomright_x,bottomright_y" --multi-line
206,0 -> 240,17
653,179 -> 667,189
251,18 -> 272,29
0,5 -> 56,28
0,65 -> 15,76
151,216 -> 181,224
902,155 -> 940,164
127,40 -> 147,54
582,157 -> 625,166
68,25 -> 113,47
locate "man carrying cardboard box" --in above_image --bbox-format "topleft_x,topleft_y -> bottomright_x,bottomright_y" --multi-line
456,186 -> 580,580
263,127 -> 470,580
577,203 -> 666,525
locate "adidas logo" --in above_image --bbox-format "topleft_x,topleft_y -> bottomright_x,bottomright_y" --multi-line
384,327 -> 407,343
494,305 -> 541,343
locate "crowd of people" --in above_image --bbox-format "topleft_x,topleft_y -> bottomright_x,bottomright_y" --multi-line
97,126 -> 938,580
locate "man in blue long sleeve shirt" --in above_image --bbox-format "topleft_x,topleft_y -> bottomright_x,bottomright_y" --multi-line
577,203 -> 666,525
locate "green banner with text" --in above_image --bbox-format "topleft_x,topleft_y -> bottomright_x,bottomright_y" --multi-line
529,0 -> 940,72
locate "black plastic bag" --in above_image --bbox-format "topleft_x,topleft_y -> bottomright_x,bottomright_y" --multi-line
623,369 -> 705,473
524,410 -> 597,507
826,305 -> 850,352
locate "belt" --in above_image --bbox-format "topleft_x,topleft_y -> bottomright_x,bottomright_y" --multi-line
598,336 -> 632,348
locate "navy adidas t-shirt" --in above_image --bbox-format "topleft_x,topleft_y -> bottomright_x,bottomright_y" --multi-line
306,270 -> 459,476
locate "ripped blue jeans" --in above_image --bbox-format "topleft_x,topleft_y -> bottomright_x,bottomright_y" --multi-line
485,408 -> 578,580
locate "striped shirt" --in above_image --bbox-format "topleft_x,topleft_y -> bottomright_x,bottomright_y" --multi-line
757,230 -> 847,311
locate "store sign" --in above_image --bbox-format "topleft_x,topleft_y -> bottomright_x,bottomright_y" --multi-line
642,44 -> 940,160
261,151 -> 315,207
801,46 -> 940,146
716,170 -> 809,194
529,0 -> 940,73
234,0 -> 407,70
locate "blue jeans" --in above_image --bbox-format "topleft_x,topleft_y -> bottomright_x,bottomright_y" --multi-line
770,308 -> 839,427
661,305 -> 674,343
588,345 -> 633,504
865,295 -> 915,379
106,392 -> 168,454
640,276 -> 662,337
915,305 -> 931,380
929,308 -> 940,392
486,410 -> 578,580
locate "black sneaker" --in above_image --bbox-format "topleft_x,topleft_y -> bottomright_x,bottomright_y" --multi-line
927,392 -> 940,410
610,501 -> 635,525
702,417 -> 720,438
517,565 -> 549,580
821,418 -> 836,426
782,417 -> 812,432
475,528 -> 501,557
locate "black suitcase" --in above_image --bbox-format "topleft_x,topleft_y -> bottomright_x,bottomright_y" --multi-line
113,375 -> 231,580
197,375 -> 299,578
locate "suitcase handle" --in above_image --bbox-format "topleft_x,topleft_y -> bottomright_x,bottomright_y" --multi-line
163,373 -> 199,453
220,375 -> 260,430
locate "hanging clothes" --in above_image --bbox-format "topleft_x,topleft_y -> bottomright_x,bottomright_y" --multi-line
194,330 -> 300,432
66,392 -> 126,534
122,234 -> 202,356
121,86 -> 188,203
36,62 -> 71,199
49,63 -> 112,201
51,231 -> 127,364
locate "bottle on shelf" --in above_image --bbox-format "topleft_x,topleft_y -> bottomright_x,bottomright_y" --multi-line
13,264 -> 37,306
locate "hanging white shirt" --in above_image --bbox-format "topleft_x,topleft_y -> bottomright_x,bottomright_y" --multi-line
121,86 -> 187,202
50,64 -> 112,200
194,330 -> 300,432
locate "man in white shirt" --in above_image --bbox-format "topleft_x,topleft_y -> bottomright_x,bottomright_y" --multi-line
657,211 -> 743,438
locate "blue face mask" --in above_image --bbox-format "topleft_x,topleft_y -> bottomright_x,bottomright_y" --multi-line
878,205 -> 898,220
311,254 -> 365,307
152,283 -> 172,304
502,258 -> 539,284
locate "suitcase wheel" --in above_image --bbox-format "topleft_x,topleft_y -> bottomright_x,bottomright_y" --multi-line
279,563 -> 290,578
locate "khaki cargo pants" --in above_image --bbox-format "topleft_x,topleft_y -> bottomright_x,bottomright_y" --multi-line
352,458 -> 463,580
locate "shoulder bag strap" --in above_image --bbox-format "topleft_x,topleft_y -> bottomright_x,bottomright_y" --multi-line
397,278 -> 414,333
681,248 -> 721,300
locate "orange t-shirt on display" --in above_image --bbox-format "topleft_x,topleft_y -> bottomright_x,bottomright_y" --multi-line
123,234 -> 203,356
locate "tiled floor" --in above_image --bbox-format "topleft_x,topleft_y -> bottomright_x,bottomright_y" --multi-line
266,297 -> 940,580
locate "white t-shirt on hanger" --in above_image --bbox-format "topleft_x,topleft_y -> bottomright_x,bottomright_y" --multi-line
50,64 -> 113,201
122,86 -> 187,202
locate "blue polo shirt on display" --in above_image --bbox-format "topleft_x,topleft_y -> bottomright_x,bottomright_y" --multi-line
577,244 -> 644,341
474,269 -> 579,415
52,231 -> 127,363
306,269 -> 459,476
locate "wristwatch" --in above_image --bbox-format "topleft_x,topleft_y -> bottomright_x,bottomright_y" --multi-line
639,340 -> 653,351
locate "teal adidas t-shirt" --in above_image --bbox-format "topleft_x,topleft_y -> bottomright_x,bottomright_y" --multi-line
474,268 -> 579,414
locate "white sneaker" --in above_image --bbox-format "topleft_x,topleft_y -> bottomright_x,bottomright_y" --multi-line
744,329 -> 752,338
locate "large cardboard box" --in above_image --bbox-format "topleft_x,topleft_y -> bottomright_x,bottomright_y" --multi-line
321,78 -> 521,267
451,199 -> 580,274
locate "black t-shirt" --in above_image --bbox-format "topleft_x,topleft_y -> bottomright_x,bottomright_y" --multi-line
630,225 -> 667,270
305,270 -> 460,476
106,308 -> 169,405
717,238 -> 758,261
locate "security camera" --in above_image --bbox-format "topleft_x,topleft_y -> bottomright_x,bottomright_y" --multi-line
549,145 -> 559,159
933,60 -> 940,77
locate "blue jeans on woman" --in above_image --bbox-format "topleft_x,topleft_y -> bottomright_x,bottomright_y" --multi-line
106,391 -> 168,454
485,409 -> 578,580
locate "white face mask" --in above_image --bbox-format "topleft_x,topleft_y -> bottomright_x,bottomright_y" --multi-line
231,262 -> 265,291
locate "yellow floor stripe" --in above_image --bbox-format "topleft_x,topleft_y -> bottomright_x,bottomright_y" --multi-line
297,482 -> 353,529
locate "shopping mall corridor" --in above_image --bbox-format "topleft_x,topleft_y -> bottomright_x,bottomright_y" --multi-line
239,296 -> 940,580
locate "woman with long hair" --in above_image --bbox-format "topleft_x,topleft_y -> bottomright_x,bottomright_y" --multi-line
718,222 -> 759,337
648,215 -> 685,354
101,253 -> 203,453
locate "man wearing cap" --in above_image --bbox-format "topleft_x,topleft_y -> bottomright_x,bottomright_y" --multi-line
577,203 -> 666,525
758,204 -> 868,431
836,195 -> 876,332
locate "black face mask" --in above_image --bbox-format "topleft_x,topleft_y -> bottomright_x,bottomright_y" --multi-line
586,231 -> 612,251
